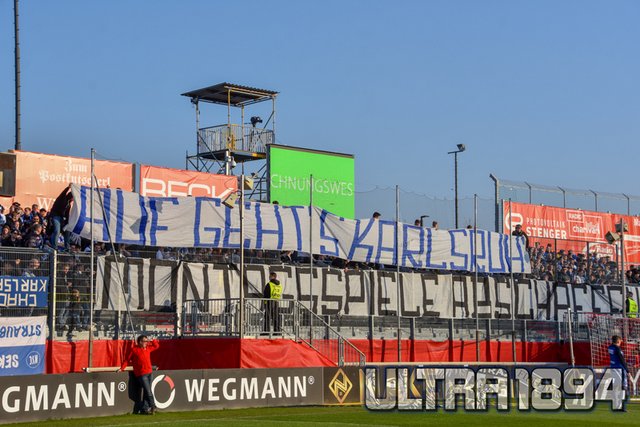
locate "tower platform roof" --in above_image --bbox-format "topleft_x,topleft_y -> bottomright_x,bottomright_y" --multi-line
181,83 -> 278,107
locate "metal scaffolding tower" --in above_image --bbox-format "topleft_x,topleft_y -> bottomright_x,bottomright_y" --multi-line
183,82 -> 278,201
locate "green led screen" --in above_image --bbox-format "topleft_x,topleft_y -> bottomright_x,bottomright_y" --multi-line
268,145 -> 355,218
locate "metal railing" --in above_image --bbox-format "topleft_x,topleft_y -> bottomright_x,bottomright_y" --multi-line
0,245 -> 617,363
182,298 -> 240,336
198,124 -> 274,154
295,299 -> 366,367
181,297 -> 365,366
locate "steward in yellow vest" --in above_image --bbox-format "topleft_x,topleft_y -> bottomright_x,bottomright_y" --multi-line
626,291 -> 638,318
263,272 -> 282,334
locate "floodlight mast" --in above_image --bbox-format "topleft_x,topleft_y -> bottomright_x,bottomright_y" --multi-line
448,144 -> 466,228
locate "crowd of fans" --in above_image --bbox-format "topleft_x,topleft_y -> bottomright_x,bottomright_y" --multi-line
2,203 -> 638,341
527,243 -> 619,285
0,202 -> 634,286
0,202 -> 56,250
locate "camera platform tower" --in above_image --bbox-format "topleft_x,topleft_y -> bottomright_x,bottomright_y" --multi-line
183,82 -> 278,201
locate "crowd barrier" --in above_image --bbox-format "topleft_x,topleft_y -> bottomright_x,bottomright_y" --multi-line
0,247 -> 635,376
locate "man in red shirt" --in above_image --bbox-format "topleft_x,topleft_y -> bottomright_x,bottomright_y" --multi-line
119,335 -> 160,414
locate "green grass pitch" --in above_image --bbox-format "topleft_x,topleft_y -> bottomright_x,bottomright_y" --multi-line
7,403 -> 640,426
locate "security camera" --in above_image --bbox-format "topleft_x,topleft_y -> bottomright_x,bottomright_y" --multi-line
457,144 -> 466,152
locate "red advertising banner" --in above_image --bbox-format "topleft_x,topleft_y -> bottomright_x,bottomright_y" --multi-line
503,201 -> 640,264
140,165 -> 236,199
6,151 -> 133,211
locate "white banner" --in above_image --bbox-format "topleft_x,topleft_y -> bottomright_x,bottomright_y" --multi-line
67,185 -> 530,273
96,258 -> 179,311
95,258 -> 637,320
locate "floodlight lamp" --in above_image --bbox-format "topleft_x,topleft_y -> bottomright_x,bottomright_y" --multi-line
223,192 -> 239,209
605,231 -> 620,245
615,223 -> 629,233
250,116 -> 263,127
242,177 -> 254,190
457,144 -> 466,152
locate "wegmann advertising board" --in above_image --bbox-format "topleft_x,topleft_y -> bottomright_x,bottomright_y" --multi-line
0,367 -> 359,424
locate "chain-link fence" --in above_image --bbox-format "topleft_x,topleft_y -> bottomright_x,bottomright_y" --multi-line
0,247 -> 51,327
0,246 -> 610,368
493,176 -> 640,232
356,187 -> 494,230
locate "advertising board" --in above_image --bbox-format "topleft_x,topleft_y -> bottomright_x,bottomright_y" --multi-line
0,151 -> 134,210
503,201 -> 640,263
0,317 -> 46,377
140,165 -> 236,199
268,145 -> 355,218
0,367 -> 343,424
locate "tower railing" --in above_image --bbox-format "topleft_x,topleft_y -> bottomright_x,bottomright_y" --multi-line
197,124 -> 274,155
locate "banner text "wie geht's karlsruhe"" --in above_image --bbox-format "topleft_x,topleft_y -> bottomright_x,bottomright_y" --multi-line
66,185 -> 530,274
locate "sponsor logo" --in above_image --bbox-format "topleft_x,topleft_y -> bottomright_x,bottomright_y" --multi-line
1,381 -> 125,413
566,210 -> 584,222
183,375 -> 310,403
25,351 -> 41,369
504,212 -> 523,230
152,375 -> 176,409
586,242 -> 615,256
141,178 -> 233,199
328,369 -> 352,404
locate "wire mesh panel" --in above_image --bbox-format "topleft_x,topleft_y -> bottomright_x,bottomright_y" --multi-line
54,252 -> 93,341
414,317 -> 451,341
453,318 -> 484,341
564,312 -> 593,343
520,320 -> 560,342
489,319 -> 516,342
329,315 -> 370,339
120,311 -> 177,340
586,313 -> 640,368
370,316 -> 411,340
182,299 -> 240,336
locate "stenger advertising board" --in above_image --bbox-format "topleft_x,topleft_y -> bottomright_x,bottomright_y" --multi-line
503,201 -> 640,264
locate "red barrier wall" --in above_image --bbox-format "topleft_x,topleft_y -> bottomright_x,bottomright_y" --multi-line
46,338 -> 590,374
349,340 -> 591,365
46,338 -> 333,373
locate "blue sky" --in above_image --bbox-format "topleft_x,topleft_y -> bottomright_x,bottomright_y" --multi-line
1,1 -> 639,208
